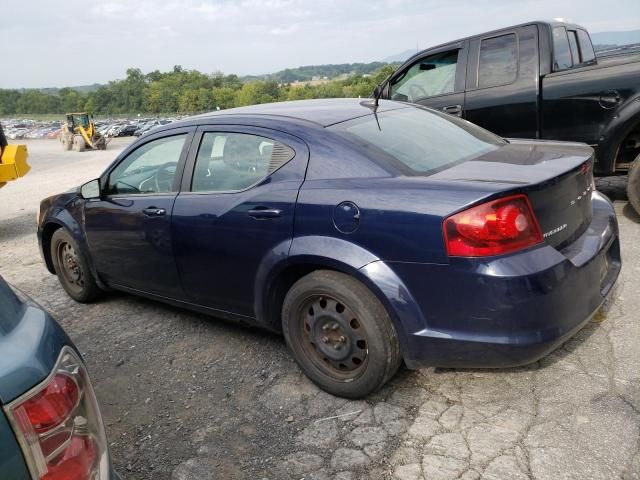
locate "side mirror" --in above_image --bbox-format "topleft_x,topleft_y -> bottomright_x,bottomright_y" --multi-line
80,179 -> 100,200
373,85 -> 382,98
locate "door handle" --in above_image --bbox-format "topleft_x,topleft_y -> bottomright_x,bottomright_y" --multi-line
143,207 -> 166,216
248,207 -> 282,219
442,104 -> 463,116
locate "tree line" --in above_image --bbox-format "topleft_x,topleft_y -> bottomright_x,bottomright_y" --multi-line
0,65 -> 396,116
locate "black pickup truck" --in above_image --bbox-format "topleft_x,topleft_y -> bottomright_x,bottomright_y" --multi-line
376,20 -> 640,209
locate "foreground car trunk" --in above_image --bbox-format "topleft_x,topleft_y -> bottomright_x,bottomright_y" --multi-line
431,139 -> 595,249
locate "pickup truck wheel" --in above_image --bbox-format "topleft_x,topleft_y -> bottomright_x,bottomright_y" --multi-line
627,154 -> 640,214
282,270 -> 402,399
50,229 -> 101,303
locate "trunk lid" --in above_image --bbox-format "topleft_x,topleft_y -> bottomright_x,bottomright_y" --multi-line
430,139 -> 595,248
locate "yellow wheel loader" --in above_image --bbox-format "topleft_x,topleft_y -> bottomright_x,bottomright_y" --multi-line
0,124 -> 30,189
60,113 -> 107,152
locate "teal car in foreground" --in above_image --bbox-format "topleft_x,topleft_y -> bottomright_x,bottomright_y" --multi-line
0,275 -> 120,480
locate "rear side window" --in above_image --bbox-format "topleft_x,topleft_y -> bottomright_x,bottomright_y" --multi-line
552,27 -> 573,71
191,132 -> 294,192
330,107 -> 504,176
478,34 -> 518,88
577,30 -> 596,63
567,30 -> 580,65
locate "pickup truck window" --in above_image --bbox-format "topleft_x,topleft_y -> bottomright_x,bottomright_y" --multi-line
478,34 -> 518,88
577,29 -> 596,63
552,27 -> 573,71
390,50 -> 458,101
567,30 -> 580,64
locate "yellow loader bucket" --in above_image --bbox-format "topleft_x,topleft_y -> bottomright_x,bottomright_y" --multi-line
0,145 -> 30,188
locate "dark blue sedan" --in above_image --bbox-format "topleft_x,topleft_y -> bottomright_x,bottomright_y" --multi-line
37,99 -> 621,398
0,275 -> 120,479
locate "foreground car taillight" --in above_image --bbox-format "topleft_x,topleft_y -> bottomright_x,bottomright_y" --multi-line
4,347 -> 109,480
444,194 -> 543,257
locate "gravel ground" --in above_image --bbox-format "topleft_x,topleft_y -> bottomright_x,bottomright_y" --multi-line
1,139 -> 639,480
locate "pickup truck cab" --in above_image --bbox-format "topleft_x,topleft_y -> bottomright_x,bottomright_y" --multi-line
379,20 -> 640,177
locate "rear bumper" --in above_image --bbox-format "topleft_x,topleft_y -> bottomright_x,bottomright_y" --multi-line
367,191 -> 621,369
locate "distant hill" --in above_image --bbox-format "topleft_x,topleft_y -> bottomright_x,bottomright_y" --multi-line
382,49 -> 418,63
38,84 -> 103,95
591,29 -> 640,47
244,61 -> 397,83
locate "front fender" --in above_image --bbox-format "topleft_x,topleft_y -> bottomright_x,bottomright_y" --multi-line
38,198 -> 106,289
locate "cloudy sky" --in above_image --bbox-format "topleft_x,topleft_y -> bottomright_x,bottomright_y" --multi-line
2,0 -> 639,88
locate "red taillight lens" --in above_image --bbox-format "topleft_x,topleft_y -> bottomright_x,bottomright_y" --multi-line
23,374 -> 79,433
42,435 -> 97,480
444,194 -> 543,257
4,347 -> 109,480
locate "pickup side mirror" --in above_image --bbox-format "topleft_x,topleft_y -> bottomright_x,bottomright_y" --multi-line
80,179 -> 101,200
373,85 -> 382,98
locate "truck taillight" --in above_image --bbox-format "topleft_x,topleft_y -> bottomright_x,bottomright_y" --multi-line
4,347 -> 109,480
443,194 -> 543,257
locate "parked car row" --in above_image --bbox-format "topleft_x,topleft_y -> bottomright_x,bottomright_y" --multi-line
1,117 -> 180,141
1,120 -> 62,140
97,118 -> 177,138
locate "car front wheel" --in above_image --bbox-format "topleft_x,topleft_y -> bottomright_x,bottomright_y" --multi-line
51,229 -> 101,303
282,270 -> 402,398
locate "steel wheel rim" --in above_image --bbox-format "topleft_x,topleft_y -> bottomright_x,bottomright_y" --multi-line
297,294 -> 369,380
57,242 -> 84,292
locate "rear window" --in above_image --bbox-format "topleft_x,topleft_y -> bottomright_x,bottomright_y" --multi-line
577,29 -> 596,63
553,27 -> 573,70
329,107 -> 503,176
478,34 -> 518,88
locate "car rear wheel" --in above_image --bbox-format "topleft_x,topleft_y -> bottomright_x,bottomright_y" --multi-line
282,270 -> 402,398
51,229 -> 101,303
627,153 -> 640,214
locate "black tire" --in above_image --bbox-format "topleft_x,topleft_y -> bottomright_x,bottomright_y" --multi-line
282,270 -> 402,398
72,135 -> 85,152
627,153 -> 640,214
61,134 -> 72,151
50,229 -> 101,303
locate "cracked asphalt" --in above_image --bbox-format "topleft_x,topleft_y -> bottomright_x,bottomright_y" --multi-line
0,139 -> 638,480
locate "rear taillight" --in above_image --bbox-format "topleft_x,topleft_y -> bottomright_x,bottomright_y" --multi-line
4,347 -> 109,480
444,194 -> 543,257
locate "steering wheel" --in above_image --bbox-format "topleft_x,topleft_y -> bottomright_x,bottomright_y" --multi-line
153,162 -> 177,192
408,83 -> 428,101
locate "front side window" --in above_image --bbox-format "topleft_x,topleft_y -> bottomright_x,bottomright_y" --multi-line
390,50 -> 458,101
478,34 -> 518,88
552,27 -> 573,71
191,132 -> 294,192
330,107 -> 504,176
107,134 -> 186,195
577,30 -> 596,63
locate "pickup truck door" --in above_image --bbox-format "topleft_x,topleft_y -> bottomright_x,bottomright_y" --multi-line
464,25 -> 540,139
386,43 -> 468,117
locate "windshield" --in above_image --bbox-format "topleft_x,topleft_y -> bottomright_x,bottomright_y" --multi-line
330,106 -> 504,176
